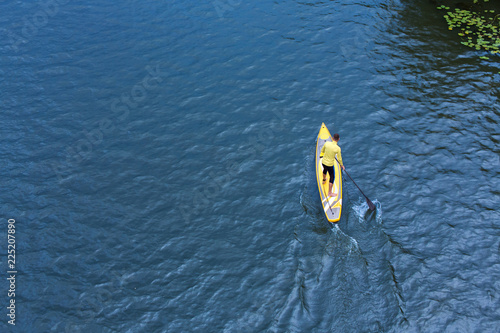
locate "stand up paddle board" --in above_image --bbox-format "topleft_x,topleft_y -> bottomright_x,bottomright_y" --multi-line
315,123 -> 342,223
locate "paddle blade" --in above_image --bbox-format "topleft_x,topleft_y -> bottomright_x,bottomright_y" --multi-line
367,198 -> 376,211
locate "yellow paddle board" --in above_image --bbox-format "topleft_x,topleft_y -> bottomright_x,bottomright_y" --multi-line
315,123 -> 342,223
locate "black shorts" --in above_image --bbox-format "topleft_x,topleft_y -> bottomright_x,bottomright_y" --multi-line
322,164 -> 335,184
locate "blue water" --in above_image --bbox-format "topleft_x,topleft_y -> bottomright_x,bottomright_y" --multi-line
1,0 -> 499,332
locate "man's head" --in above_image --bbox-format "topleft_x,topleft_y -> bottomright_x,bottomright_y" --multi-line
333,133 -> 340,141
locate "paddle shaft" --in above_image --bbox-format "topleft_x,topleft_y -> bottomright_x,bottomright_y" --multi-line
336,157 -> 375,211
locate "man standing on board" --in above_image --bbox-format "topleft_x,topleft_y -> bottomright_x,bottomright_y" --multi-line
320,133 -> 345,197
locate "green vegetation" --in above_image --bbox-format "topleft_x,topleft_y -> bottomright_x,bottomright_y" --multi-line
437,0 -> 499,58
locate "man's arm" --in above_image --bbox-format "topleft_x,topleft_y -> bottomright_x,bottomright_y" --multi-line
337,147 -> 345,170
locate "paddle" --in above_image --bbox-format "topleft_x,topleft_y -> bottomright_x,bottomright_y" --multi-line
336,157 -> 376,211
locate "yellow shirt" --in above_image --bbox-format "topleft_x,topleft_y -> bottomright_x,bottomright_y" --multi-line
320,141 -> 343,167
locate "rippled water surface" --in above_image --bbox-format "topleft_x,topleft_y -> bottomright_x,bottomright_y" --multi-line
1,0 -> 499,332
